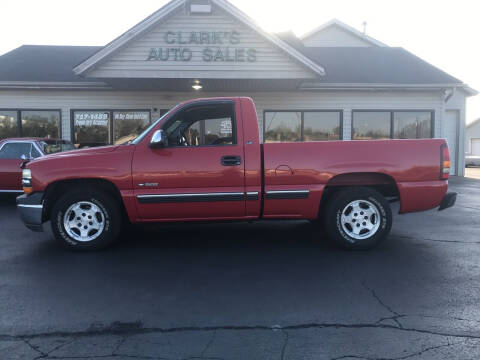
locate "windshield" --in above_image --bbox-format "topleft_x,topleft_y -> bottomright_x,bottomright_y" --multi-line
40,141 -> 76,154
131,108 -> 176,145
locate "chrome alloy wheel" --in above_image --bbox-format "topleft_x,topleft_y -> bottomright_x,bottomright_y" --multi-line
340,200 -> 381,241
63,201 -> 105,242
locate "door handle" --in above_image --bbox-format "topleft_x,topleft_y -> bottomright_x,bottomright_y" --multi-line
221,156 -> 242,166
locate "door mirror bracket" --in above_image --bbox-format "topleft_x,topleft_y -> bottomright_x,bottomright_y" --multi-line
149,130 -> 168,148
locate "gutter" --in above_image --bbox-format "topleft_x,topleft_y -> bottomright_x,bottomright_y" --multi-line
299,82 -> 478,96
0,81 -> 113,90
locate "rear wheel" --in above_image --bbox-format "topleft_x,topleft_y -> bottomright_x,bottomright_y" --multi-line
324,187 -> 392,250
51,189 -> 122,251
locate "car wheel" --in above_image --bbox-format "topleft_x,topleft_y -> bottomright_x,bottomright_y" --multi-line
51,189 -> 122,251
324,187 -> 392,250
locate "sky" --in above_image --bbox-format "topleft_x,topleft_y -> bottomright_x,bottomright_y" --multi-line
0,0 -> 479,123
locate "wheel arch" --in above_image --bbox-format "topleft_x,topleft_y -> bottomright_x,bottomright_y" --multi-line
43,178 -> 127,222
319,172 -> 399,217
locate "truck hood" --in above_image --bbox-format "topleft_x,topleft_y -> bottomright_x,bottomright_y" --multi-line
32,145 -> 121,164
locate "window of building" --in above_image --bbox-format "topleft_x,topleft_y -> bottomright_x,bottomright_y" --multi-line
304,112 -> 342,141
393,112 -> 432,139
72,110 -> 152,148
113,111 -> 151,145
352,111 -> 433,140
0,110 -> 61,141
264,112 -> 301,143
73,111 -> 111,148
0,111 -> 18,140
165,103 -> 235,147
264,111 -> 342,143
21,110 -> 61,138
352,112 -> 391,140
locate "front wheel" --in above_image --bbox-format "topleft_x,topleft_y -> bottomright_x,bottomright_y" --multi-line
324,187 -> 392,250
51,189 -> 122,251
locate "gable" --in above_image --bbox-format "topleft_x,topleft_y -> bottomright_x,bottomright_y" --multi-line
302,24 -> 374,47
84,3 -> 318,80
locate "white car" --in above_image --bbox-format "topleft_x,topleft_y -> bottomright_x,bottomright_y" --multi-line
465,155 -> 480,167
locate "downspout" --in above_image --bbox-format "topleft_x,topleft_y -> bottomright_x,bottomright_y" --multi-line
444,87 -> 456,103
442,87 -> 459,175
438,88 -> 455,139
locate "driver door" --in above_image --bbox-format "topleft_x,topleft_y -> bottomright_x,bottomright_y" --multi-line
132,100 -> 246,221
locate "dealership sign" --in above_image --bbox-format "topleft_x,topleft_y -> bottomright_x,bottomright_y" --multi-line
146,30 -> 257,62
74,112 -> 109,127
113,112 -> 150,121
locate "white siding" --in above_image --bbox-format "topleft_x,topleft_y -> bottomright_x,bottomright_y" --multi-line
87,6 -> 315,79
4,88 -> 466,174
444,111 -> 460,175
444,89 -> 467,175
302,25 -> 373,47
0,89 -> 444,142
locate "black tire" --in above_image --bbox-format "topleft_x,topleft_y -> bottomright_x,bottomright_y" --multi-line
50,189 -> 122,251
324,187 -> 392,250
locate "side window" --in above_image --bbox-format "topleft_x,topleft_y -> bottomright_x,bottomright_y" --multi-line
0,142 -> 33,159
165,103 -> 235,147
31,145 -> 42,158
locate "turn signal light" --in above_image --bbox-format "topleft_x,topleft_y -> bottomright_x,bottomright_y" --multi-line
440,144 -> 450,180
22,169 -> 33,195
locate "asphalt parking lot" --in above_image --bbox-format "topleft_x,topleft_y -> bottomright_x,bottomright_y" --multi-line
1,177 -> 480,360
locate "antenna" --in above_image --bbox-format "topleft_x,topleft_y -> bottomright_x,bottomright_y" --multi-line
362,21 -> 367,35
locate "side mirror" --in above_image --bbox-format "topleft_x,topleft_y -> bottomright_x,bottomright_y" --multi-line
21,154 -> 32,160
149,130 -> 167,148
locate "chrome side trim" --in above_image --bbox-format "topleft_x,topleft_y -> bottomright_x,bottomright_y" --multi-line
137,190 -> 306,204
246,191 -> 259,201
265,190 -> 310,200
137,192 -> 245,204
17,204 -> 43,209
0,190 -> 24,193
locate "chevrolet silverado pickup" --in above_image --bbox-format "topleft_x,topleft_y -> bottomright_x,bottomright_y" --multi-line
16,97 -> 456,251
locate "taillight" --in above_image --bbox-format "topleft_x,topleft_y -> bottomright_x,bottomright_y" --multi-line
440,143 -> 450,180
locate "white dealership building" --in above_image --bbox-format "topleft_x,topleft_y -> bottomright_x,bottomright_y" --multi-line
0,0 -> 476,175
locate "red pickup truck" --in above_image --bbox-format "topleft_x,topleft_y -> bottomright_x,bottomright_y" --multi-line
17,97 -> 456,251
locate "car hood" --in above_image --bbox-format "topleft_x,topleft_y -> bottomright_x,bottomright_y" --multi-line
33,145 -> 121,163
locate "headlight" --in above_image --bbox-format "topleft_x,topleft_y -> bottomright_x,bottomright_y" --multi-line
22,169 -> 33,194
22,169 -> 31,179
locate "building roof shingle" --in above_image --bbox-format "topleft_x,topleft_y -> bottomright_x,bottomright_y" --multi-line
0,42 -> 464,86
0,45 -> 101,83
275,30 -> 462,85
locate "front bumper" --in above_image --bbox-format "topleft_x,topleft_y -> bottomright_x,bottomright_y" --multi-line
16,192 -> 45,232
438,192 -> 457,211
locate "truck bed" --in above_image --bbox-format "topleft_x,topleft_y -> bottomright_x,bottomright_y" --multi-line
261,139 -> 447,217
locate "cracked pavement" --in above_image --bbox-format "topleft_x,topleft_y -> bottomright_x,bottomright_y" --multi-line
1,176 -> 479,359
